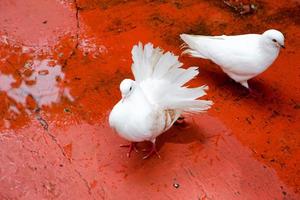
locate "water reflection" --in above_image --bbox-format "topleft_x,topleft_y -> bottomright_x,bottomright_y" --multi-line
0,59 -> 74,128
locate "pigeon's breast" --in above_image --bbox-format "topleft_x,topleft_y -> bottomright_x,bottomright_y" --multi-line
109,90 -> 161,142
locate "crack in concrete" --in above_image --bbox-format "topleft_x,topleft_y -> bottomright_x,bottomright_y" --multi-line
99,185 -> 106,200
37,127 -> 94,197
48,4 -> 95,196
74,169 -> 92,195
2,1 -> 96,197
45,130 -> 69,157
74,0 -> 80,30
183,166 -> 210,200
34,107 -> 69,161
62,0 -> 80,69
73,0 -> 80,50
28,2 -> 100,197
35,109 -> 94,196
0,1 -> 82,52
43,128 -> 70,162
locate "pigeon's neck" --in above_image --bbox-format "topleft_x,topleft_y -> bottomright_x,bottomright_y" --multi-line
258,37 -> 280,69
124,86 -> 151,106
259,37 -> 280,56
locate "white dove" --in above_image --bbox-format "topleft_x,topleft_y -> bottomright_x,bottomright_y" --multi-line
180,29 -> 285,89
109,42 -> 212,159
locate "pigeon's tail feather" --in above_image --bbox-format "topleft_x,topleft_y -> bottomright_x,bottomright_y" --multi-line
160,85 -> 213,113
178,99 -> 213,113
164,66 -> 199,87
132,42 -> 177,83
131,42 -> 198,87
180,34 -> 209,59
132,42 -> 212,113
131,42 -> 163,82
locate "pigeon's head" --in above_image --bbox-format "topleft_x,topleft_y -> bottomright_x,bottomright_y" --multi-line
263,29 -> 285,49
120,79 -> 135,100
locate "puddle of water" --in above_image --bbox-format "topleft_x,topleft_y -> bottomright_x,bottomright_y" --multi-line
0,59 -> 72,106
0,58 -> 73,128
0,0 -> 299,198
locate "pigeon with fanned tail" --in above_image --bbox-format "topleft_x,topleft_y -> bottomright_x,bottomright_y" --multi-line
180,29 -> 285,89
109,42 -> 212,159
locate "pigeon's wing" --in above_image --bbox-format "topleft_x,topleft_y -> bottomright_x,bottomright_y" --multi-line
131,42 -> 212,113
180,34 -> 262,74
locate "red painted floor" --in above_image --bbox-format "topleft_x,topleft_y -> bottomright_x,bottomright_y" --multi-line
0,0 -> 299,199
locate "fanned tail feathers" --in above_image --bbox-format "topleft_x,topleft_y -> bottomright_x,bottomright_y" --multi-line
132,42 -> 194,86
162,85 -> 213,113
131,42 -> 212,113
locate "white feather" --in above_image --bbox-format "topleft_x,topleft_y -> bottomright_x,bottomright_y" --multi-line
131,42 -> 212,113
180,29 -> 284,89
109,42 -> 212,147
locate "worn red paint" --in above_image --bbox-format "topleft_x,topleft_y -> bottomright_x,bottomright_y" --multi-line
0,0 -> 299,199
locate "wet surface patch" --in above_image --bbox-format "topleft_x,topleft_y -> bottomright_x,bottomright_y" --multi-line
0,0 -> 300,198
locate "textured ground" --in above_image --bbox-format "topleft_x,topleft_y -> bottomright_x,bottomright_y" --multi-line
0,0 -> 299,199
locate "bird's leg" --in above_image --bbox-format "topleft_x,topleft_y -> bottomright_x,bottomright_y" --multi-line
120,142 -> 138,158
143,140 -> 161,159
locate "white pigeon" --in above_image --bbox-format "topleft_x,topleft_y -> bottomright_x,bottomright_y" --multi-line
180,29 -> 285,89
109,42 -> 213,159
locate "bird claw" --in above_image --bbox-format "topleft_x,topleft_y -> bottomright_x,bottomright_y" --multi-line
142,143 -> 161,159
120,142 -> 161,159
120,142 -> 138,157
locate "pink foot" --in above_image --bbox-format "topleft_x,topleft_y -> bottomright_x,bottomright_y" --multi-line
143,142 -> 161,159
120,142 -> 138,158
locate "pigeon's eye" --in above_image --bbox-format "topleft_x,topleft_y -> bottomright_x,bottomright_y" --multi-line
129,86 -> 132,91
272,39 -> 277,42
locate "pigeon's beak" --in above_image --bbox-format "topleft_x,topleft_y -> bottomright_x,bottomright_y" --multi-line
277,42 -> 285,49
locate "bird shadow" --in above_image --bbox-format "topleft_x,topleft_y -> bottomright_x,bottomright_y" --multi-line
134,118 -> 208,153
155,119 -> 208,150
181,56 -> 287,106
199,66 -> 287,107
